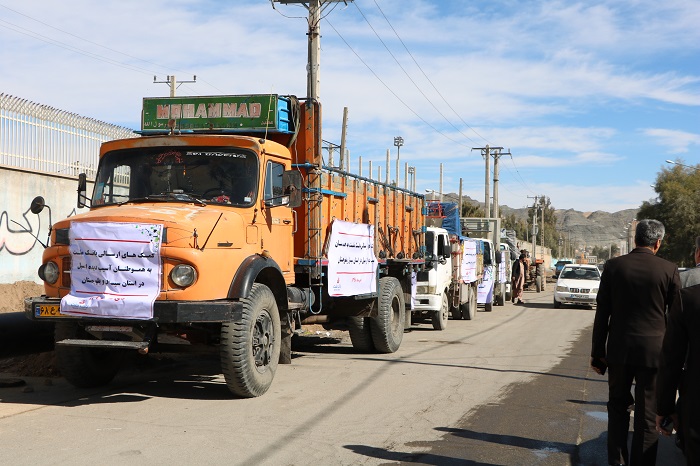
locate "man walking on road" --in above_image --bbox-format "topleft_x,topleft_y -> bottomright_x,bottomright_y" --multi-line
680,236 -> 700,288
656,282 -> 700,465
591,219 -> 680,466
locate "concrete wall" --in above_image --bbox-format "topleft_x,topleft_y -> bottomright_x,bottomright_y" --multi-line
0,165 -> 92,284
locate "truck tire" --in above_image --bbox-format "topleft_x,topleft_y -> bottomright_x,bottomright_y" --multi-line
431,292 -> 449,330
370,276 -> 405,353
461,286 -> 477,320
221,283 -> 280,398
535,276 -> 542,293
55,322 -> 122,388
348,317 -> 375,352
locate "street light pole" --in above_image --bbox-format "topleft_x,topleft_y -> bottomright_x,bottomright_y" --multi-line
666,159 -> 699,171
394,136 -> 403,187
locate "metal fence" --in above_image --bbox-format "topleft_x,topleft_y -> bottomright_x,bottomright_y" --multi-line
0,93 -> 135,179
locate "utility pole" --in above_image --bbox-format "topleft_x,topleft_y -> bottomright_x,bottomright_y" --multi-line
491,148 -> 511,220
473,145 -> 505,218
528,195 -> 540,261
273,1 -> 352,101
484,145 -> 490,216
154,75 -> 196,97
339,107 -> 348,169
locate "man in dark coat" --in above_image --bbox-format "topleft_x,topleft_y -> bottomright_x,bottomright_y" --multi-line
656,284 -> 700,465
680,236 -> 700,288
591,219 -> 680,466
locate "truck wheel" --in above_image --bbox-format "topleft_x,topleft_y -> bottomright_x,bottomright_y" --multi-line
461,286 -> 477,320
431,292 -> 449,330
484,299 -> 493,312
370,277 -> 405,353
55,322 -> 122,388
348,317 -> 375,352
221,283 -> 280,398
535,276 -> 542,293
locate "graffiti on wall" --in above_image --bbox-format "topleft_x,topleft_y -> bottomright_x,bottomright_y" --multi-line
0,205 -> 79,255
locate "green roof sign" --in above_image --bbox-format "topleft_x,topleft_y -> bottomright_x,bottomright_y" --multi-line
141,94 -> 291,133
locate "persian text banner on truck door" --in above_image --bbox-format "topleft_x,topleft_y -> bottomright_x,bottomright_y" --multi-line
61,222 -> 163,320
327,220 -> 377,297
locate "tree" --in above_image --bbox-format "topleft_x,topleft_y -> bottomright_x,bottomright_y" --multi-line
591,244 -> 620,261
461,202 -> 485,218
638,161 -> 700,266
502,213 -> 528,241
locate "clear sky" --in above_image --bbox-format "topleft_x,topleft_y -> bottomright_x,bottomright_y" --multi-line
1,0 -> 698,213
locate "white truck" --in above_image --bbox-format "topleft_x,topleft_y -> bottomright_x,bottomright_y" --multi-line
462,218 -> 508,311
413,202 -> 482,329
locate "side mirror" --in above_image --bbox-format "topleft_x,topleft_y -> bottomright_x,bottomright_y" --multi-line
30,196 -> 46,214
77,173 -> 88,208
495,252 -> 502,264
283,170 -> 302,208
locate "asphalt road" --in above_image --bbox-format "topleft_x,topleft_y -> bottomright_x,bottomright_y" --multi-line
0,288 -> 686,465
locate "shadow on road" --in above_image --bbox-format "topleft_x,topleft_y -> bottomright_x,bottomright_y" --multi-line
343,443 -> 501,466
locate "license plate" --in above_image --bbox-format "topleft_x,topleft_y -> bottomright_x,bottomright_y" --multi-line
35,304 -> 67,318
570,294 -> 587,299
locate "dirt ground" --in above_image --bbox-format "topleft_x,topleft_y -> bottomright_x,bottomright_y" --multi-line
0,281 -> 57,378
0,281 -> 43,314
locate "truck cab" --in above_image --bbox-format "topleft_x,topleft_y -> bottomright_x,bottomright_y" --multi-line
500,242 -> 513,302
414,227 -> 451,330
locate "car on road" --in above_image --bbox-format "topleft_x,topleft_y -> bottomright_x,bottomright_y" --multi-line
553,260 -> 573,278
554,264 -> 601,309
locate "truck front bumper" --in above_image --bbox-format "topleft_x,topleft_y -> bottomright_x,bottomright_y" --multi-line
25,296 -> 243,324
412,294 -> 442,312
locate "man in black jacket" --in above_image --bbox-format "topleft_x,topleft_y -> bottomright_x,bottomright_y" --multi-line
592,219 -> 680,466
656,283 -> 700,465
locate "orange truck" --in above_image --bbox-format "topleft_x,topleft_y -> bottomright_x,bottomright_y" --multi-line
24,94 -> 425,397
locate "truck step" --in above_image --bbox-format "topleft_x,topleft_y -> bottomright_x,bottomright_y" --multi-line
56,339 -> 149,350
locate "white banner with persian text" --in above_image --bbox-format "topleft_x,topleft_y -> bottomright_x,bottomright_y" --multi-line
327,220 -> 377,297
61,222 -> 163,319
498,252 -> 507,282
477,265 -> 495,304
461,239 -> 478,283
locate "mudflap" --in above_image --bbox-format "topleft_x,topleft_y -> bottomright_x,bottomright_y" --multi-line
279,311 -> 293,364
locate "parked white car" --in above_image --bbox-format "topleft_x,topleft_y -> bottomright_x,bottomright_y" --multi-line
553,264 -> 601,309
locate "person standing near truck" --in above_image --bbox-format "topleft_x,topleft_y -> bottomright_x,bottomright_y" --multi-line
511,254 -> 526,304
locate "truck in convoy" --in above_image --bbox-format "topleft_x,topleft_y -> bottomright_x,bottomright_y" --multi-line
413,202 -> 482,329
461,217 -> 508,311
24,94 -> 425,397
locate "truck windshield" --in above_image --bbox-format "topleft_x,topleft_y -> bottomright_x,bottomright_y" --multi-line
91,146 -> 259,207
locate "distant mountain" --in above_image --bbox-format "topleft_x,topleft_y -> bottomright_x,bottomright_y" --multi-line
437,193 -> 638,249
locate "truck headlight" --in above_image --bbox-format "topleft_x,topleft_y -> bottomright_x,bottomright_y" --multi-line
171,264 -> 197,287
556,285 -> 568,292
39,261 -> 59,284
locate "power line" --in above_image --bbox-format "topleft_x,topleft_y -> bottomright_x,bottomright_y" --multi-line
370,0 -> 490,146
324,18 -> 471,149
0,4 -> 225,94
353,2 -> 479,146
